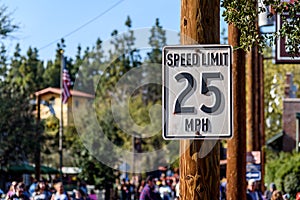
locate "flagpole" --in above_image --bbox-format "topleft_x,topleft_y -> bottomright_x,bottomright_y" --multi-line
59,51 -> 64,181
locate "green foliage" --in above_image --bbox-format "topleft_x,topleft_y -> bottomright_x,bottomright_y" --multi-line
73,144 -> 117,188
0,42 -> 44,167
40,116 -> 60,166
147,18 -> 166,63
43,39 -> 65,88
0,3 -> 18,39
0,83 -> 36,166
222,0 -> 300,55
263,48 -> 300,139
125,15 -> 132,28
0,2 -> 46,168
44,115 -> 59,136
67,17 -> 177,185
66,18 -> 142,186
69,102 -> 118,188
143,18 -> 167,103
75,39 -> 105,94
221,0 -> 264,50
7,46 -> 45,93
0,6 -> 175,184
284,172 -> 300,196
265,0 -> 300,55
0,44 -> 7,76
43,38 -> 77,89
265,151 -> 300,197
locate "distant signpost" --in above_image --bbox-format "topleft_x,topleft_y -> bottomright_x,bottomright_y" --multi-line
246,164 -> 261,181
246,171 -> 261,181
162,45 -> 233,139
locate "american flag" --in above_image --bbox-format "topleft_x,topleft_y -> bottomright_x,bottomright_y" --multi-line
62,57 -> 71,104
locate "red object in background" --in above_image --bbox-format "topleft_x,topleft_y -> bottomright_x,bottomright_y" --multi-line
62,57 -> 71,104
296,192 -> 300,200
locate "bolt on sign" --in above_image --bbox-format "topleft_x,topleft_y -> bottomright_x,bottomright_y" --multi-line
162,45 -> 233,140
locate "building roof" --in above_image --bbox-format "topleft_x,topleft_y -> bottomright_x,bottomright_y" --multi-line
35,87 -> 94,98
266,131 -> 284,152
266,131 -> 284,145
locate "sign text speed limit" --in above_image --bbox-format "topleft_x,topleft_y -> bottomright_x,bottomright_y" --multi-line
162,45 -> 233,139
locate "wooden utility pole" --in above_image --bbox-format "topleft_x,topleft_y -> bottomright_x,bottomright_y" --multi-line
179,0 -> 220,199
246,45 -> 260,152
35,95 -> 41,180
246,45 -> 266,191
259,53 -> 265,191
246,2 -> 266,189
246,1 -> 261,152
226,22 -> 247,200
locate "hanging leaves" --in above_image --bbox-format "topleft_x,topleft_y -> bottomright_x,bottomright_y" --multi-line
221,0 -> 300,55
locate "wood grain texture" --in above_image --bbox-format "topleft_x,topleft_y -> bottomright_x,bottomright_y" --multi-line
226,23 -> 247,200
180,0 -> 220,45
180,141 -> 220,199
246,45 -> 261,152
179,0 -> 220,199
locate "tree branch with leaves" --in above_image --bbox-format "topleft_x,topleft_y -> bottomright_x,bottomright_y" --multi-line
222,0 -> 300,55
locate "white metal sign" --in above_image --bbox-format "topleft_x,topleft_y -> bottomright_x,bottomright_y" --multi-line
246,164 -> 261,181
162,45 -> 233,139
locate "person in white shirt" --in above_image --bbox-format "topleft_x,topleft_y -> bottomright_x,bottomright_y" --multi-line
31,180 -> 51,200
51,182 -> 70,200
159,181 -> 171,200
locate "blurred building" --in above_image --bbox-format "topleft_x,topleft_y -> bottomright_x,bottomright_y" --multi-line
34,87 -> 94,126
267,73 -> 300,152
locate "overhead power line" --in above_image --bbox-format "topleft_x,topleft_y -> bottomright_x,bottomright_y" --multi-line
38,0 -> 125,51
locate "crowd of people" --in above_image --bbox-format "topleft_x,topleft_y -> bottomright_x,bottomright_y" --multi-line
245,179 -> 297,200
112,174 -> 179,200
220,178 -> 300,200
2,176 -> 300,200
0,179 -> 96,200
0,173 -> 179,200
245,179 -> 300,200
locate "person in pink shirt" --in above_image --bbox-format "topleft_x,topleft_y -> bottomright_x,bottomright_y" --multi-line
5,181 -> 17,200
88,189 -> 97,200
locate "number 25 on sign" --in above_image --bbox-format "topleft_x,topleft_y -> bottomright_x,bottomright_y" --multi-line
162,45 -> 233,140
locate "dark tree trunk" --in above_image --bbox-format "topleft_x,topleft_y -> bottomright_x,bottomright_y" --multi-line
226,23 -> 247,200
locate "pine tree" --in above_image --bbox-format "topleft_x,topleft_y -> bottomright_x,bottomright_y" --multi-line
74,39 -> 105,94
0,3 -> 18,40
148,18 -> 166,63
0,44 -> 38,166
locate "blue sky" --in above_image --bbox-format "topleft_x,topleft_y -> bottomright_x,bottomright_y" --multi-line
2,0 -> 182,61
2,1 -> 232,62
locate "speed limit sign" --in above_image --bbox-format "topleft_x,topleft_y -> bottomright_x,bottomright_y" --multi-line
162,45 -> 233,139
